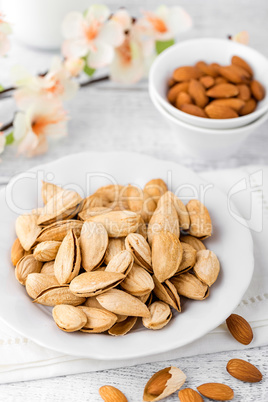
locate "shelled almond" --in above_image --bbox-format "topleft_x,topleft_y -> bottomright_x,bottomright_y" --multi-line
167,55 -> 265,118
12,178 -> 220,336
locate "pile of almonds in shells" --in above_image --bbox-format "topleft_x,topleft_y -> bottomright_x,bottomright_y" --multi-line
12,178 -> 220,335
167,55 -> 265,119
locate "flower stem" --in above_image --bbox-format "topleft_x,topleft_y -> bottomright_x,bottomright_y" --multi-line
0,86 -> 16,96
1,120 -> 13,131
80,74 -> 110,87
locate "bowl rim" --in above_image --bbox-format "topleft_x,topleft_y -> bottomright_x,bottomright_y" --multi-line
149,37 -> 268,126
149,84 -> 268,135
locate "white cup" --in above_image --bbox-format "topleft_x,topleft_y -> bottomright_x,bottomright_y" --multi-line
1,0 -> 90,49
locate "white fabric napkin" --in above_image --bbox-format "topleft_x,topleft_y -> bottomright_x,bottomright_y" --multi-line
0,165 -> 267,384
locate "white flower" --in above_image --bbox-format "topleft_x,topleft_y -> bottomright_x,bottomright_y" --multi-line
64,58 -> 85,77
0,14 -> 12,57
61,5 -> 125,69
13,100 -> 68,157
139,5 -> 192,41
13,57 -> 78,110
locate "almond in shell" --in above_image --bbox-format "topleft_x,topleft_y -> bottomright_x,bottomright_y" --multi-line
108,316 -> 137,336
52,304 -> 87,332
96,289 -> 150,318
80,221 -> 108,272
152,231 -> 182,283
104,237 -> 126,265
142,301 -> 172,330
11,238 -> 28,266
69,271 -> 125,297
15,214 -> 41,251
171,273 -> 209,300
54,229 -> 81,284
180,235 -> 206,252
121,263 -> 154,296
26,273 -> 59,299
105,250 -> 134,275
15,255 -> 43,285
125,233 -> 152,272
86,210 -> 140,237
193,250 -> 220,286
153,276 -> 181,312
33,241 -> 61,262
36,220 -> 83,243
78,306 -> 117,333
187,199 -> 212,239
143,366 -> 186,402
34,285 -> 86,306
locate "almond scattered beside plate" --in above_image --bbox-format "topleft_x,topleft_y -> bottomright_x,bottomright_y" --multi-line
99,385 -> 128,402
226,358 -> 263,383
226,314 -> 253,345
197,383 -> 234,401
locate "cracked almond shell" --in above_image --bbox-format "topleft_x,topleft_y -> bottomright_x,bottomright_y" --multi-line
33,241 -> 61,262
54,229 -> 81,284
193,250 -> 220,286
152,231 -> 182,283
96,289 -> 150,318
15,255 -> 43,285
142,301 -> 172,330
52,304 -> 87,332
125,233 -> 152,272
187,200 -> 212,239
80,221 -> 108,272
143,366 -> 186,401
34,285 -> 86,306
86,210 -> 140,237
171,273 -> 209,300
78,306 -> 117,333
121,263 -> 154,296
69,271 -> 125,297
26,273 -> 59,299
105,250 -> 134,275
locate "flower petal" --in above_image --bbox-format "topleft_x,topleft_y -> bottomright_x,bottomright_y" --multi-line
61,11 -> 84,39
85,5 -> 110,23
98,20 -> 125,47
13,112 -> 28,141
62,38 -> 89,59
87,42 -> 114,68
166,7 -> 193,35
112,9 -> 132,31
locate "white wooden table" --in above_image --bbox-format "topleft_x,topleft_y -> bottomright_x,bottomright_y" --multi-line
0,0 -> 267,400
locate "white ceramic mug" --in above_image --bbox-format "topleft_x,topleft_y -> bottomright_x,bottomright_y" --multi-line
1,0 -> 90,49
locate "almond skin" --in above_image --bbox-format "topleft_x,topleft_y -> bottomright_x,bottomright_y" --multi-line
206,83 -> 239,98
209,98 -> 245,112
239,98 -> 257,116
215,77 -> 228,85
173,66 -> 202,82
176,92 -> 193,109
250,80 -> 265,101
178,388 -> 204,401
146,371 -> 171,395
227,359 -> 263,383
237,84 -> 251,101
219,65 -> 245,84
196,61 -> 219,77
197,383 -> 234,401
232,55 -> 253,77
188,79 -> 209,108
180,104 -> 207,118
226,314 -> 253,345
205,104 -> 238,119
99,385 -> 128,402
167,82 -> 189,104
200,76 -> 215,89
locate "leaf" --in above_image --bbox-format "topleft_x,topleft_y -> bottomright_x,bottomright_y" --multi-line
0,84 -> 4,92
5,131 -> 14,145
156,39 -> 175,55
82,56 -> 96,77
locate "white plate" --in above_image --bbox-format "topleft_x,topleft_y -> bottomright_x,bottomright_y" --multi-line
0,152 -> 254,360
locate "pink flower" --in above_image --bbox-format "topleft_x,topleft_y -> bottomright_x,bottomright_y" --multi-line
231,31 -> 249,45
13,57 -> 78,110
139,5 -> 192,41
13,100 -> 68,157
0,13 -> 12,57
61,5 -> 125,69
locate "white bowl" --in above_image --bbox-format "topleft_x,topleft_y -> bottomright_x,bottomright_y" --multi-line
149,84 -> 268,159
149,38 -> 268,129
